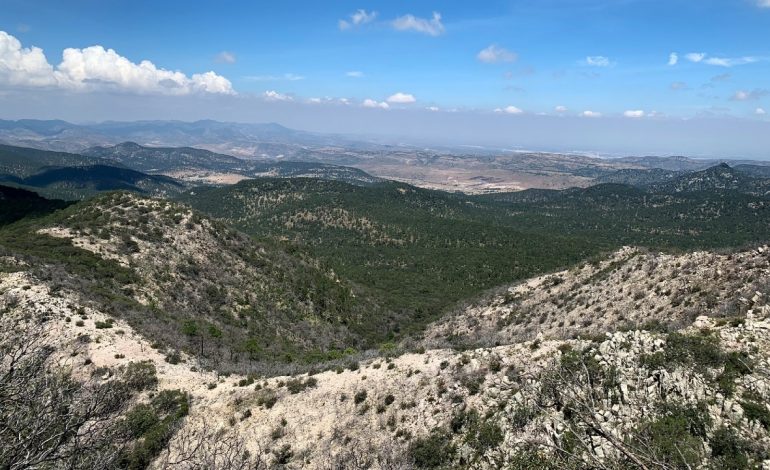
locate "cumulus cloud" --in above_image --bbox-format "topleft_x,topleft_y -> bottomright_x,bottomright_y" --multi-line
623,110 -> 645,118
668,53 -> 678,66
362,98 -> 389,109
555,105 -> 568,113
339,9 -> 378,30
494,105 -> 523,114
262,90 -> 293,101
581,110 -> 602,118
756,107 -> 767,115
392,12 -> 445,36
426,106 -> 440,111
0,31 -> 57,87
346,71 -> 364,78
0,31 -> 233,95
477,45 -> 517,63
215,51 -> 236,64
387,92 -> 416,104
584,56 -> 611,67
731,89 -> 768,101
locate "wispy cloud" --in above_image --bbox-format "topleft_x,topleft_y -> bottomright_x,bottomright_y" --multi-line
339,9 -> 377,30
668,52 -> 678,66
387,92 -> 416,104
262,90 -> 293,101
685,52 -> 759,67
623,110 -> 645,118
477,45 -> 517,63
730,89 -> 768,101
670,81 -> 688,90
245,73 -> 305,81
362,98 -> 389,109
584,56 -> 612,67
494,105 -> 523,114
554,105 -> 568,113
756,107 -> 767,115
346,71 -> 364,78
392,12 -> 444,36
758,0 -> 770,8
214,51 -> 236,64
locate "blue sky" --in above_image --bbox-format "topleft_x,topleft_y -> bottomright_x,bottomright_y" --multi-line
1,0 -> 769,156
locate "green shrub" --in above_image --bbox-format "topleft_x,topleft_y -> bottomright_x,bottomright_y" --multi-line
354,390 -> 367,405
740,400 -> 770,430
164,350 -> 182,365
631,403 -> 710,468
95,319 -> 113,329
710,427 -> 750,469
255,389 -> 278,409
408,429 -> 456,468
119,389 -> 189,469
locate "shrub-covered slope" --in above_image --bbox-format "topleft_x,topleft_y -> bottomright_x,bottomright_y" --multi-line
0,192 -> 389,372
0,184 -> 71,226
3,244 -> 770,468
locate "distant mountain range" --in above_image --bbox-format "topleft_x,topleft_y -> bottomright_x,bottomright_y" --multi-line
2,119 -> 770,194
0,118 -> 374,155
0,142 -> 382,199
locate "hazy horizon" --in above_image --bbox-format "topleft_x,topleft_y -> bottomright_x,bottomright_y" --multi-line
2,0 -> 769,158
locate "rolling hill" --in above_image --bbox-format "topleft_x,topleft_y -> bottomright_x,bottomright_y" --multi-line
0,184 -> 71,225
180,169 -> 770,337
0,192 -> 390,372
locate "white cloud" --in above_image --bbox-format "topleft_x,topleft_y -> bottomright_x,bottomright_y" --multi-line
623,110 -> 645,118
346,71 -> 364,78
386,92 -> 416,104
0,31 -> 234,95
245,73 -> 304,81
581,110 -> 602,118
262,90 -> 293,101
362,98 -> 389,109
584,56 -> 611,67
685,52 -> 706,63
731,89 -> 768,101
426,106 -> 440,111
392,12 -> 445,36
684,52 -> 757,67
756,107 -> 767,115
56,46 -> 234,94
555,105 -> 568,113
477,44 -> 517,63
339,9 -> 378,30
668,52 -> 678,66
494,105 -> 523,114
758,0 -> 770,7
215,51 -> 236,64
0,31 -> 57,87
703,56 -> 758,67
308,97 -> 322,104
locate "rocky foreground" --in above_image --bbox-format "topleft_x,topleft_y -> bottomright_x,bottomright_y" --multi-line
3,242 -> 770,468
